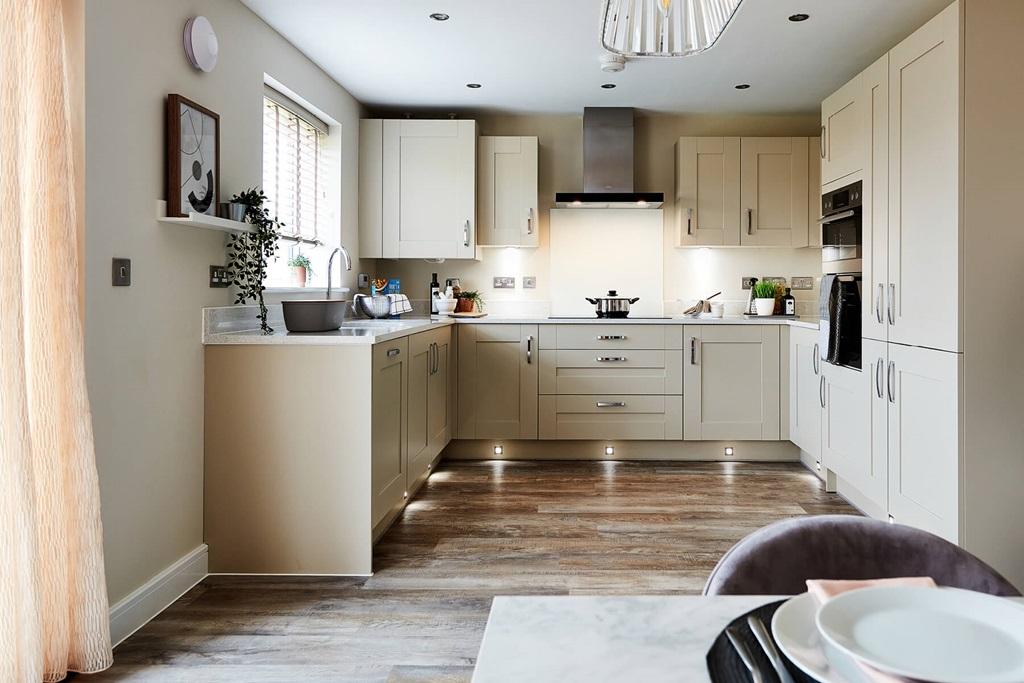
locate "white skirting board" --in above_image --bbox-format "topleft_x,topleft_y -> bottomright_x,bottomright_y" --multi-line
108,544 -> 208,646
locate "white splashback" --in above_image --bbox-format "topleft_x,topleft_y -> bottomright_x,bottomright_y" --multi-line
549,209 -> 664,317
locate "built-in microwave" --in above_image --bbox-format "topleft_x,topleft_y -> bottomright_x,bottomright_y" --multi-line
820,180 -> 862,274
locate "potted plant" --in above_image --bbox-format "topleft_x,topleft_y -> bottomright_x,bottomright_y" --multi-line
752,280 -> 778,317
455,290 -> 483,313
226,188 -> 283,334
287,254 -> 313,288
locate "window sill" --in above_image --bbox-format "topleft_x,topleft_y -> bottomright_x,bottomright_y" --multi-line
263,287 -> 351,295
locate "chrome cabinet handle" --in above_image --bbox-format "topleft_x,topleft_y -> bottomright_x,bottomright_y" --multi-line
875,358 -> 884,398
887,284 -> 895,325
597,335 -> 626,340
433,342 -> 439,375
387,348 -> 400,358
526,335 -> 533,364
887,360 -> 896,403
596,356 -> 626,362
686,207 -> 693,236
819,375 -> 826,408
690,337 -> 699,365
429,343 -> 434,375
812,344 -> 820,375
596,401 -> 626,408
820,126 -> 826,159
463,220 -> 471,247
875,284 -> 883,324
526,207 -> 534,235
747,208 -> 754,235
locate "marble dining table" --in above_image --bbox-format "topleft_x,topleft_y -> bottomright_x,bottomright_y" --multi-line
472,594 -> 784,682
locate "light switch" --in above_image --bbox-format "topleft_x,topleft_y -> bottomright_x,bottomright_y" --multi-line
112,258 -> 131,286
523,276 -> 537,289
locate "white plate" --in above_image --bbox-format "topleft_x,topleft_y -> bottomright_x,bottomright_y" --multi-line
816,586 -> 1024,683
771,593 -> 872,683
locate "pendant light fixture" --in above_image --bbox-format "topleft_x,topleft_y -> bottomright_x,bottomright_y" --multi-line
600,0 -> 744,57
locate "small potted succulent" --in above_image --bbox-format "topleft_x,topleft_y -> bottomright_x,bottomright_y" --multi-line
287,254 -> 313,288
752,280 -> 779,317
455,290 -> 483,313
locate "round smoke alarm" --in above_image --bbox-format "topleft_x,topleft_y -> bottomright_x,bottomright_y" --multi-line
183,16 -> 218,73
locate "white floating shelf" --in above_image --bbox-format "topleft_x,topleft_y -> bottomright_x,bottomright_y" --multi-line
156,200 -> 254,234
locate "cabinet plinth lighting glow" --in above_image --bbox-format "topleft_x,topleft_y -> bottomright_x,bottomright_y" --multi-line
493,445 -> 504,455
605,446 -> 615,456
724,447 -> 734,456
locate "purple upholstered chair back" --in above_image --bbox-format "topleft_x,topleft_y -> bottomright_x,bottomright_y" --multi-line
704,515 -> 1020,597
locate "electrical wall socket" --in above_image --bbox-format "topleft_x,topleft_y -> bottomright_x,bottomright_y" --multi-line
493,276 -> 515,289
358,273 -> 370,288
763,276 -> 786,285
742,277 -> 755,290
522,276 -> 537,289
209,265 -> 230,288
791,276 -> 814,290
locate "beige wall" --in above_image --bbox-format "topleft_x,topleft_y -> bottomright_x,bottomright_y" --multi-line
85,0 -> 365,603
378,112 -> 823,315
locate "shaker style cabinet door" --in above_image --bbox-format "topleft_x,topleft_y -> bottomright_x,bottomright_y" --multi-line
788,327 -> 821,462
887,4 -> 960,352
407,327 -> 452,488
675,137 -> 741,247
861,54 -> 890,344
820,74 -> 864,186
478,136 -> 539,247
820,362 -> 871,500
371,339 -> 409,528
739,137 -> 809,247
382,119 -> 477,259
457,324 -> 539,440
683,325 -> 780,440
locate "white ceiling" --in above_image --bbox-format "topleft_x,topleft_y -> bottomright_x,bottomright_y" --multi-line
241,0 -> 951,115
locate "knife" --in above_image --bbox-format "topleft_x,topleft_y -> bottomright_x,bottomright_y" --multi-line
747,615 -> 796,683
726,625 -> 765,683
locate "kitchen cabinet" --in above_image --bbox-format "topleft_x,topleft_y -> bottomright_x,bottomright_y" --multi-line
478,136 -> 539,247
887,6 -> 960,352
885,342 -> 959,542
457,324 -> 539,439
407,327 -> 452,491
820,75 -> 864,185
861,54 -> 889,343
788,327 -> 821,464
683,325 -> 780,440
821,362 -> 875,506
539,395 -> 683,440
359,118 -> 477,259
806,137 -> 822,247
372,338 -> 409,529
740,137 -> 809,247
674,137 -> 740,247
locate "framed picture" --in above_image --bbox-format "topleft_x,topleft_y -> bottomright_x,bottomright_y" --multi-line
166,94 -> 219,218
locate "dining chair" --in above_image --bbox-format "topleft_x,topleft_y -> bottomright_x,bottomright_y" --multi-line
703,514 -> 1020,597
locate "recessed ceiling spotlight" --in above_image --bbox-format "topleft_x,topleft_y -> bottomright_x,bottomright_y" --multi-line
788,13 -> 810,22
734,83 -> 751,90
466,83 -> 482,89
601,83 -> 617,89
429,12 -> 449,21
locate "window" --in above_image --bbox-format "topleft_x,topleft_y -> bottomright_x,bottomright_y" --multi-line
261,88 -> 333,288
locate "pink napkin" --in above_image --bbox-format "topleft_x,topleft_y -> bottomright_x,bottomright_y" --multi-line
806,577 -> 937,683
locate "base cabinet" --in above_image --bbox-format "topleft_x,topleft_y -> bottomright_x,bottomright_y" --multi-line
457,324 -> 539,439
683,325 -> 780,440
407,327 -> 452,491
788,327 -> 821,463
371,339 -> 409,529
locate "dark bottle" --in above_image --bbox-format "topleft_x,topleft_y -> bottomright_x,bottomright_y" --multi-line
430,272 -> 440,314
783,287 -> 796,316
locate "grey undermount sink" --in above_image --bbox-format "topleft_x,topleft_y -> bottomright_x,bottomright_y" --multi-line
282,298 -> 350,332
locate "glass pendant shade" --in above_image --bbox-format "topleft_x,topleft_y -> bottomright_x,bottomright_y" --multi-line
601,0 -> 744,57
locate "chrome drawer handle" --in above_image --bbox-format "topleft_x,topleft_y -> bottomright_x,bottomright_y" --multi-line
887,284 -> 895,325
596,335 -> 626,340
387,348 -> 400,358
596,356 -> 626,362
527,335 -> 533,364
812,343 -> 820,375
463,220 -> 471,248
819,375 -> 826,408
875,357 -> 884,398
596,401 -> 626,408
875,283 -> 884,324
887,360 -> 896,403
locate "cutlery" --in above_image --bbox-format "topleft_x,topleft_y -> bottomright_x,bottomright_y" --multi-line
726,625 -> 765,683
748,615 -> 796,683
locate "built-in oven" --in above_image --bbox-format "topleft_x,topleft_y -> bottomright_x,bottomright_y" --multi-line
820,181 -> 863,371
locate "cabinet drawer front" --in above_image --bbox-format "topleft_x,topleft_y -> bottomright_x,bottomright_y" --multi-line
539,395 -> 682,440
554,325 -> 674,350
540,350 -> 683,395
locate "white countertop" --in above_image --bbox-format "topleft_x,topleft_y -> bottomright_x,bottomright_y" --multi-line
472,595 -> 779,683
453,315 -> 820,330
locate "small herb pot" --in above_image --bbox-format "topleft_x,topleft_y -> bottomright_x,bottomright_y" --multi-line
290,266 -> 307,288
455,298 -> 476,313
754,298 -> 776,316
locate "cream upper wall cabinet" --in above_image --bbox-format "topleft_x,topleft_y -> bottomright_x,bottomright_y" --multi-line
457,324 -> 539,440
788,327 -> 821,462
806,137 -> 822,248
675,137 -> 740,247
478,136 -> 538,247
740,137 -> 809,247
359,119 -> 477,259
683,325 -> 780,440
887,5 -> 960,352
821,75 -> 864,185
886,343 -> 959,542
861,54 -> 890,343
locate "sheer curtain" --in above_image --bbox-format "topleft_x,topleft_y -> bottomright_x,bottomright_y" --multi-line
0,0 -> 113,680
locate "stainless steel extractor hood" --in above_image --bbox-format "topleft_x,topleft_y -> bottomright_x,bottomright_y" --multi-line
554,107 -> 663,209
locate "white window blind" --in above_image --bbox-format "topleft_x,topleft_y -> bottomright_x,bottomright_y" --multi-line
262,95 -> 326,242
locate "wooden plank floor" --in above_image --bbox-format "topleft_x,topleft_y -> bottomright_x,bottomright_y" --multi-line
89,460 -> 857,682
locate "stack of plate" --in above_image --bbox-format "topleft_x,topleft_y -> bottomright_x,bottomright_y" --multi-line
771,586 -> 1024,683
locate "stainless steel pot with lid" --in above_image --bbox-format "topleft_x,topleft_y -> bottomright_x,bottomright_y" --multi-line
584,290 -> 640,318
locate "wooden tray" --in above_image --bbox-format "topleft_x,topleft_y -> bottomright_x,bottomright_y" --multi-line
449,312 -> 488,318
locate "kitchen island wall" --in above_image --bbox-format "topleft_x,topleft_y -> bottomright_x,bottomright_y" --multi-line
373,111 -> 823,315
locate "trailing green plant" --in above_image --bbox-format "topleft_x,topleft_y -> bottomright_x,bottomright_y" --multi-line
287,253 -> 314,275
457,290 -> 484,311
226,188 -> 283,334
753,280 -> 779,299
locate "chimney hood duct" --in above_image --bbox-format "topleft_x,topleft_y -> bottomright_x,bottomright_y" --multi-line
555,107 -> 663,208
